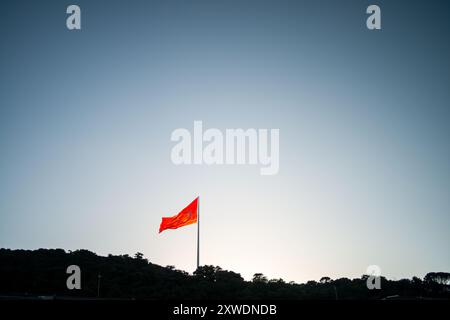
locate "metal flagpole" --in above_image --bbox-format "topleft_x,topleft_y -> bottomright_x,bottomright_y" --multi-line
197,196 -> 200,270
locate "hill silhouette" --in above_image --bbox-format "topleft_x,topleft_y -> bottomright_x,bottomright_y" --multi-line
1,248 -> 449,300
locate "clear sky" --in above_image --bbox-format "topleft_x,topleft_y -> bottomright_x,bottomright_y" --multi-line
1,0 -> 449,283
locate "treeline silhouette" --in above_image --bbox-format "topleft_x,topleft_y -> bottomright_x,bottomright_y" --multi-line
1,248 -> 449,300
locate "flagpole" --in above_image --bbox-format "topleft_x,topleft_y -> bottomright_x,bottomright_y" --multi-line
197,196 -> 200,270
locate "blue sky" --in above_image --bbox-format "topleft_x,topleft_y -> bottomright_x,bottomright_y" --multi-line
1,0 -> 449,282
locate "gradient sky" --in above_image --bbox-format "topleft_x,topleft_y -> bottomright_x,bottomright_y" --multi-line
1,0 -> 449,283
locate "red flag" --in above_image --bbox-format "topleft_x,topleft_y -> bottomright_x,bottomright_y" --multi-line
159,197 -> 198,233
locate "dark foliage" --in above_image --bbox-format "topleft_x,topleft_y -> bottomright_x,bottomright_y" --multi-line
0,248 -> 449,300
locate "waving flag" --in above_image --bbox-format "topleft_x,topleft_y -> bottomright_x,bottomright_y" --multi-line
159,197 -> 199,233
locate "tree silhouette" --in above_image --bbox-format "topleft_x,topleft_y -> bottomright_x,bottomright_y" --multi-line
0,248 -> 449,300
320,277 -> 332,284
424,272 -> 450,285
134,252 -> 144,260
252,273 -> 268,283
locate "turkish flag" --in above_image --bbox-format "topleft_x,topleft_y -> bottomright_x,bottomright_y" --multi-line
159,197 -> 198,233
